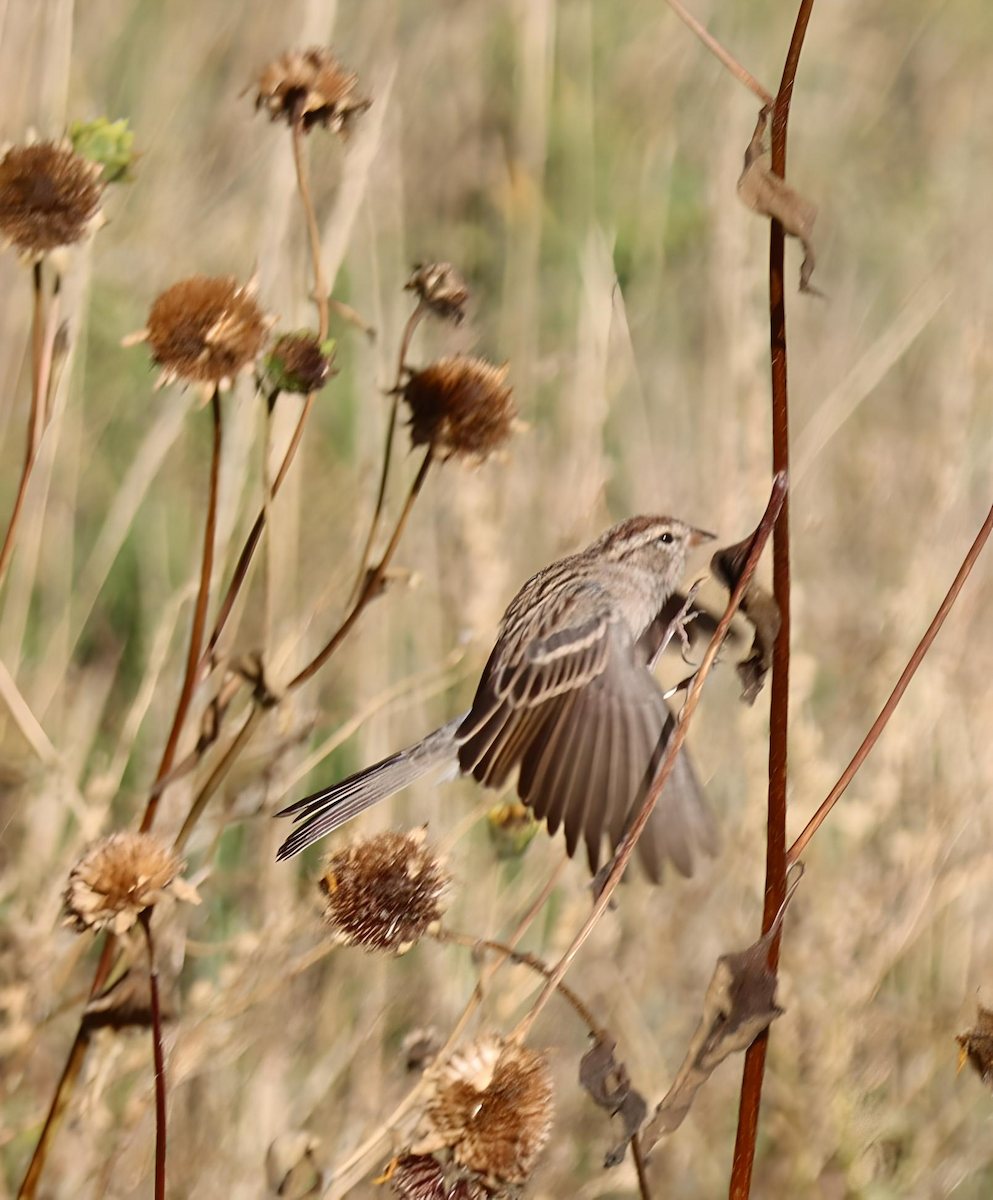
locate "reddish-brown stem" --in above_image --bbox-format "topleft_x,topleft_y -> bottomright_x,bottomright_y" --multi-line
16,1027 -> 92,1199
287,447 -> 434,691
141,388 -> 222,831
788,498 -> 993,865
0,263 -> 46,592
729,3 -> 814,1196
141,912 -> 167,1200
511,474 -> 788,1044
663,0 -> 773,104
350,301 -> 427,599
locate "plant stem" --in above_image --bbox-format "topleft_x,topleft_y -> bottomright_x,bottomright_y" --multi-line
433,928 -> 604,1037
141,387 -> 223,831
350,302 -> 427,600
288,448 -> 434,692
140,912 -> 167,1200
510,475 -> 787,1046
292,120 -> 329,342
788,497 -> 993,865
729,4 -> 814,1196
0,263 -> 46,592
664,0 -> 773,104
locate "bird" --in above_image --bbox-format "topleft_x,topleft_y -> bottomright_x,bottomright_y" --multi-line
276,514 -> 719,881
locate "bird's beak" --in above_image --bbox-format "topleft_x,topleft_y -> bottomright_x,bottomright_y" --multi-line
688,527 -> 717,547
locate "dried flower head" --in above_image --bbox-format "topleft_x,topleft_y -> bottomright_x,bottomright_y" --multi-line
319,829 -> 448,954
252,47 -> 371,135
126,275 -> 272,391
414,1036 -> 554,1186
0,140 -> 104,258
402,357 -> 515,462
264,331 -> 335,394
405,263 -> 469,325
387,1154 -> 487,1199
957,1005 -> 993,1090
65,831 -> 200,935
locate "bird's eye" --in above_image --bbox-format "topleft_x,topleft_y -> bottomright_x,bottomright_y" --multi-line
657,531 -> 674,545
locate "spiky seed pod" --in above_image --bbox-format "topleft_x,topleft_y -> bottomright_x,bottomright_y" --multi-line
0,141 -> 104,258
264,331 -> 335,394
405,263 -> 469,325
413,1036 -> 554,1186
319,829 -> 449,954
252,47 -> 371,135
126,275 -> 272,392
65,831 -> 200,936
402,356 -> 515,462
387,1155 -> 487,1199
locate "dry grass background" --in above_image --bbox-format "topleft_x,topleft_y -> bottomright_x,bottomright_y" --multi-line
2,0 -> 993,1196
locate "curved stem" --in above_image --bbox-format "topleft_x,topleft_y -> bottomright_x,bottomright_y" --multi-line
288,448 -> 434,692
140,912 -> 167,1200
511,475 -> 787,1047
787,497 -> 993,865
663,0 -> 773,104
173,705 -> 262,853
350,302 -> 427,599
729,4 -> 814,1196
292,121 -> 329,341
16,1027 -> 92,1199
141,388 -> 223,831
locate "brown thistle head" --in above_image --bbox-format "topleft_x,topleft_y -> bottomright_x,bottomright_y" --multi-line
402,356 -> 516,462
0,140 -> 104,259
64,831 -> 200,936
405,262 -> 469,325
125,274 -> 273,392
264,330 -> 335,394
251,47 -> 371,135
413,1035 -> 554,1186
319,829 -> 449,954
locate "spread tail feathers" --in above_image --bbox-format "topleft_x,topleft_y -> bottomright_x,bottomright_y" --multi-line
275,717 -> 463,860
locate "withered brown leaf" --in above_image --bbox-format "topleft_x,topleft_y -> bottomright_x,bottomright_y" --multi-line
579,1034 -> 649,1168
711,536 -> 782,705
642,871 -> 801,1154
956,1005 -> 993,1090
737,106 -> 820,294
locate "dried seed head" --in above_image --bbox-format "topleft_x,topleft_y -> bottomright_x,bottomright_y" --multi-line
405,263 -> 469,325
387,1155 -> 488,1199
65,831 -> 200,936
319,829 -> 449,954
252,47 -> 371,135
414,1036 -> 554,1186
402,356 -> 515,462
129,275 -> 272,391
264,331 -> 335,394
0,141 -> 104,258
957,1005 -> 993,1090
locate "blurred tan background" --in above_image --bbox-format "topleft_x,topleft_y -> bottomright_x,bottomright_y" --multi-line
2,0 -> 993,1196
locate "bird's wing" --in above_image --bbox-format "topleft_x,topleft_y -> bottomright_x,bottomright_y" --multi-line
457,581 -> 717,881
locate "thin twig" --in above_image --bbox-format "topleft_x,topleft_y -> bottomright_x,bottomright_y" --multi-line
788,498 -> 993,865
173,705 -> 263,853
664,0 -> 773,105
433,928 -> 604,1038
729,4 -> 814,1196
292,120 -> 329,341
510,475 -> 788,1046
140,912 -> 167,1200
0,263 -> 46,592
16,1028 -> 93,1199
141,387 -> 223,831
350,300 -> 426,600
288,447 -> 434,691
631,1133 -> 653,1200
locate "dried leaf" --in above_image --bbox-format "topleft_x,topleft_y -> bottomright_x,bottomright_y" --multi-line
642,870 -> 802,1154
956,1005 -> 993,1090
711,537 -> 782,705
579,1034 -> 648,1168
737,106 -> 820,294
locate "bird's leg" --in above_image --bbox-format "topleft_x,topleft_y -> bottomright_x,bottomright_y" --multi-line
648,582 -> 701,670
